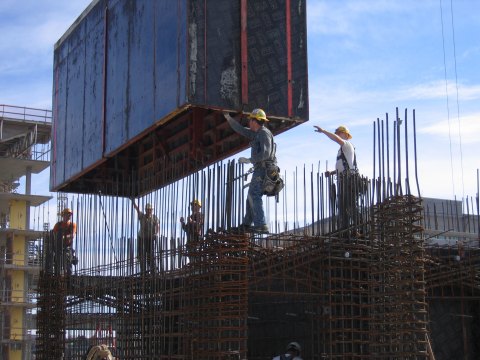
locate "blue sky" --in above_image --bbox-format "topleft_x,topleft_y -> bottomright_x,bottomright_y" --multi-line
1,0 -> 479,216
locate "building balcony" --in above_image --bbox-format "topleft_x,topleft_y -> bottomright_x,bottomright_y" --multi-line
0,333 -> 36,345
0,290 -> 37,308
0,250 -> 42,274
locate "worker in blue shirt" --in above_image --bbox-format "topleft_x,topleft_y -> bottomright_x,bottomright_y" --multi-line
224,109 -> 276,233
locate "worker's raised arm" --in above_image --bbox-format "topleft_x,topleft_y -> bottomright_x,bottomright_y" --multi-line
131,199 -> 140,215
314,125 -> 345,146
224,112 -> 254,139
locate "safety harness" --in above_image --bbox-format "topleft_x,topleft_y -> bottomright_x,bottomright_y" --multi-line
337,143 -> 358,172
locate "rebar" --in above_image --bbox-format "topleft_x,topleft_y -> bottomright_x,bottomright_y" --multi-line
35,109 -> 479,359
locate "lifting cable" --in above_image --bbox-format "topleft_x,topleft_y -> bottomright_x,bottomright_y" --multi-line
439,0 -> 455,198
439,0 -> 465,200
448,0 -> 465,201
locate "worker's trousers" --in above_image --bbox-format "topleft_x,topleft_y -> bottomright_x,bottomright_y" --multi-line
243,167 -> 266,227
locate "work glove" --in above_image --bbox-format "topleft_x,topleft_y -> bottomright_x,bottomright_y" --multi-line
238,157 -> 251,164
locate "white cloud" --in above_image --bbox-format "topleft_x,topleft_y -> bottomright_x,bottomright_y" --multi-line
0,1 -> 92,107
307,0 -> 433,37
397,80 -> 480,102
460,46 -> 480,61
419,113 -> 480,144
0,2 -> 91,64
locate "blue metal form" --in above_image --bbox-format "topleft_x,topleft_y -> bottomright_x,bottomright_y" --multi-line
51,0 -> 308,196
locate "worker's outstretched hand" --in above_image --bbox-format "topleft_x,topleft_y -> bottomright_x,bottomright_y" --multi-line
314,125 -> 324,133
223,111 -> 233,120
238,157 -> 251,164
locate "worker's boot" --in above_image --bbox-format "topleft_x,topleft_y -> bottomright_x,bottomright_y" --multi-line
252,224 -> 269,233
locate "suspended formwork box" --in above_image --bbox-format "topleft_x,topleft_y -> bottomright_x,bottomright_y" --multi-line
51,0 -> 308,196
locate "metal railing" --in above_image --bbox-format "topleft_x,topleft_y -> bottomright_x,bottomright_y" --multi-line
0,104 -> 52,123
0,250 -> 42,268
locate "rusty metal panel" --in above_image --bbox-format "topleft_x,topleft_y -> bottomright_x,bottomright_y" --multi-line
51,0 -> 107,189
51,0 -> 191,192
188,0 -> 242,109
154,1 -> 188,118
187,0 -> 308,117
185,0 -> 309,117
105,0 -> 188,156
51,43 -> 68,189
246,0 -> 308,118
64,23 -> 86,182
52,14 -> 89,188
51,0 -> 308,195
104,0 -> 130,155
82,3 -> 106,171
289,0 -> 308,118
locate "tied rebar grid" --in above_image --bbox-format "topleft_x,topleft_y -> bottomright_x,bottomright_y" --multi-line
36,273 -> 66,359
37,233 -> 248,360
185,232 -> 249,359
247,235 -> 373,359
35,162 -> 374,360
33,108 -> 480,359
421,196 -> 480,358
423,243 -> 480,357
369,195 -> 428,359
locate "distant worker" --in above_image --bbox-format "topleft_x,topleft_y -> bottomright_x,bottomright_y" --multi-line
314,124 -> 359,232
180,199 -> 204,261
224,109 -> 276,233
180,199 -> 204,241
84,344 -> 114,360
52,207 -> 78,276
272,341 -> 303,360
132,200 -> 159,274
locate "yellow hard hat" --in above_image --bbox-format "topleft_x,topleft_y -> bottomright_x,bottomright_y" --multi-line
61,208 -> 73,215
145,203 -> 153,210
335,125 -> 352,139
191,199 -> 202,207
248,108 -> 269,122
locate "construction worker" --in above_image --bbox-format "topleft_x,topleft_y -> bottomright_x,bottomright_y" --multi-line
132,200 -> 159,274
52,207 -> 77,276
180,199 -> 204,261
272,341 -> 303,360
84,344 -> 114,360
224,109 -> 276,233
314,124 -> 359,233
180,199 -> 204,241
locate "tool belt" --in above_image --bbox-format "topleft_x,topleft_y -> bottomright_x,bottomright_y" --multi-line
263,163 -> 284,197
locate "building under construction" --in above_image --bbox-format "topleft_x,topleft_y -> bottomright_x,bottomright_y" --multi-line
0,105 -> 52,360
26,0 -> 480,359
35,107 -> 480,359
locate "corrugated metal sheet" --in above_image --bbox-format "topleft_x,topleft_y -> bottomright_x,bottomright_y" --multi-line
51,0 -> 308,196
